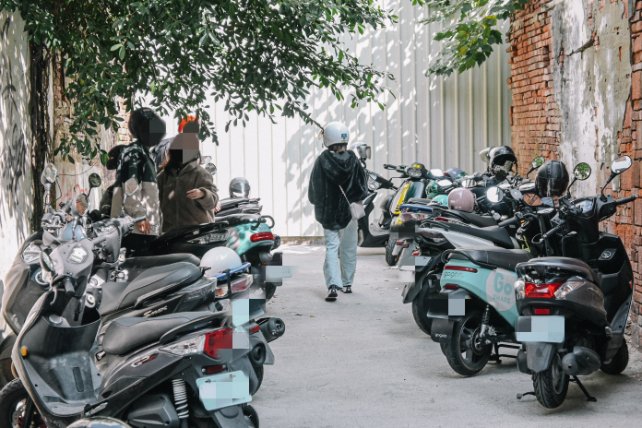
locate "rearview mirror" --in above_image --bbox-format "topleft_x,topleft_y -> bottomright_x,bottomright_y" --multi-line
573,162 -> 591,181
611,156 -> 632,175
204,163 -> 217,176
479,147 -> 491,163
531,156 -> 545,169
486,187 -> 504,203
88,173 -> 102,189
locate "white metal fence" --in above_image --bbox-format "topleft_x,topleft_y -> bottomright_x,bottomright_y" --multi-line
161,2 -> 512,237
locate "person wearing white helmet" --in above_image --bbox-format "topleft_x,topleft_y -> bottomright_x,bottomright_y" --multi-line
308,121 -> 368,301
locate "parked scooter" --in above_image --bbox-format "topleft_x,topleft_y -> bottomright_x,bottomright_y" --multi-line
513,156 -> 636,408
0,215 -> 260,427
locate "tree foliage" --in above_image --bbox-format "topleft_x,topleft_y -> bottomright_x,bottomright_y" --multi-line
414,0 -> 527,76
0,0 -> 395,161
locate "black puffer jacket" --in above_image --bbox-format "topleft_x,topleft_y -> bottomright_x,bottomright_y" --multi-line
308,149 -> 368,230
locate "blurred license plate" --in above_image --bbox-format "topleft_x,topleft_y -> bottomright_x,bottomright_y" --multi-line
415,256 -> 430,267
398,266 -> 415,284
515,316 -> 565,343
196,371 -> 252,411
208,233 -> 228,241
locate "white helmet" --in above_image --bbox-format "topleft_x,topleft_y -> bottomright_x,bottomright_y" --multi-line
447,188 -> 476,212
323,121 -> 349,148
200,247 -> 243,277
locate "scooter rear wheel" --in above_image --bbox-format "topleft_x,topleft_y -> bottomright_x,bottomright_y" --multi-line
443,310 -> 492,376
0,378 -> 45,428
533,354 -> 569,409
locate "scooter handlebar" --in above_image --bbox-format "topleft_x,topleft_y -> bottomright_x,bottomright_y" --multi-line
615,195 -> 637,206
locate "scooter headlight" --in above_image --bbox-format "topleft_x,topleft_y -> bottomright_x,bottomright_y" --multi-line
368,174 -> 381,191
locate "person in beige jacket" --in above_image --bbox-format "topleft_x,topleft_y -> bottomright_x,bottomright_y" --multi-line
157,131 -> 219,233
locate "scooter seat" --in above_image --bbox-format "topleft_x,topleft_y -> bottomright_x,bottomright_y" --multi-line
515,256 -> 598,284
102,311 -> 213,355
442,222 -> 515,249
448,248 -> 532,272
447,210 -> 497,228
99,262 -> 202,315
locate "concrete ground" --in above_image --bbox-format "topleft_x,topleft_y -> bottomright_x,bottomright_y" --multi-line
252,245 -> 642,428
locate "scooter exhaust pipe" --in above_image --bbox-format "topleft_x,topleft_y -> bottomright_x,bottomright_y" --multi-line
258,317 -> 285,343
561,346 -> 601,376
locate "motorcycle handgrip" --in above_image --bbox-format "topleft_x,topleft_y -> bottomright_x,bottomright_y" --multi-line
541,223 -> 564,240
615,195 -> 637,206
63,277 -> 75,296
383,164 -> 396,170
498,216 -> 519,228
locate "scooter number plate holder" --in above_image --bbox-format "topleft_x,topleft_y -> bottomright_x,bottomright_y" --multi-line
515,315 -> 565,343
196,370 -> 252,411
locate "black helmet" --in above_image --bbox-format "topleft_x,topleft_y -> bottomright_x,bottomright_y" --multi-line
229,177 -> 251,198
536,160 -> 569,197
106,144 -> 126,170
128,107 -> 166,147
489,146 -> 517,179
68,417 -> 132,428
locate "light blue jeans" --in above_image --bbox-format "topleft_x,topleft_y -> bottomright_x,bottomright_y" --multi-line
323,219 -> 358,289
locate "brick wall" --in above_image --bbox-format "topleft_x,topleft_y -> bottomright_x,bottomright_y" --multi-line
508,0 -> 560,176
509,0 -> 642,346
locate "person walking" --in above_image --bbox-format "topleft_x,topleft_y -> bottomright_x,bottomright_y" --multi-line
308,121 -> 368,301
157,120 -> 218,234
110,107 -> 165,254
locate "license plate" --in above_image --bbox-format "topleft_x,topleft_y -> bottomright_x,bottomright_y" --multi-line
515,316 -> 565,343
415,256 -> 430,267
196,371 -> 252,411
208,233 -> 228,242
398,266 -> 415,285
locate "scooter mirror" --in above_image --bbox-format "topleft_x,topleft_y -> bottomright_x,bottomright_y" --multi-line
88,173 -> 102,189
479,147 -> 491,163
350,142 -> 371,161
202,155 -> 212,164
573,162 -> 591,181
531,156 -> 545,169
40,163 -> 58,186
486,186 -> 504,203
204,163 -> 217,176
611,156 -> 632,175
510,188 -> 523,201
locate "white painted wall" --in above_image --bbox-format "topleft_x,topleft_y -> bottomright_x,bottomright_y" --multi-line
160,1 -> 512,237
0,11 -> 32,281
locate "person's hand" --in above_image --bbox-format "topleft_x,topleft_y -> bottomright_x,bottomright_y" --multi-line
186,188 -> 205,200
137,219 -> 152,234
215,201 -> 222,213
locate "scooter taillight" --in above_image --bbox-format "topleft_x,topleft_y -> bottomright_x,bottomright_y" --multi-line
524,282 -> 563,299
412,249 -> 421,257
203,327 -> 234,359
444,265 -> 478,273
250,232 -> 274,242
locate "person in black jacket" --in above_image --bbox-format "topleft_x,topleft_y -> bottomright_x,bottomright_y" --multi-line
308,121 -> 368,301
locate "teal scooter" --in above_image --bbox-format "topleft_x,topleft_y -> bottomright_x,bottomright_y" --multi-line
428,163 -> 591,376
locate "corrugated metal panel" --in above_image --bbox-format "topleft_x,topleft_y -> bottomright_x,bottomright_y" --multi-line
163,2 -> 512,237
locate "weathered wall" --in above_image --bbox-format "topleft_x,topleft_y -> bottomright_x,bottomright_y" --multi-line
0,11 -> 32,282
509,0 -> 642,346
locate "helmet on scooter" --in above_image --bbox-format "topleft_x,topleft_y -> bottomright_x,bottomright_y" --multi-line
229,177 -> 251,198
489,146 -> 517,179
447,188 -> 476,212
68,417 -> 132,428
322,121 -> 349,148
536,160 -> 569,197
200,247 -> 243,277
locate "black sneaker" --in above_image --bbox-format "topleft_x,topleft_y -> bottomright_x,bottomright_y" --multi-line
341,285 -> 352,294
325,286 -> 338,302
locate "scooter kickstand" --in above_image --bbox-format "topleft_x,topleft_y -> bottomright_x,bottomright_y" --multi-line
516,391 -> 535,400
571,376 -> 597,402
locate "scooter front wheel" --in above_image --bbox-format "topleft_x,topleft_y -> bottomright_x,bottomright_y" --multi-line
384,240 -> 399,266
0,378 -> 46,428
532,354 -> 569,408
443,310 -> 491,376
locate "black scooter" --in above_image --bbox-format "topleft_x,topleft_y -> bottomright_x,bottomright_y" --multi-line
0,216 -> 260,427
514,156 -> 636,408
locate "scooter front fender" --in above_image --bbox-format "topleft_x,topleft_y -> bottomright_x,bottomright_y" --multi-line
524,342 -> 557,373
